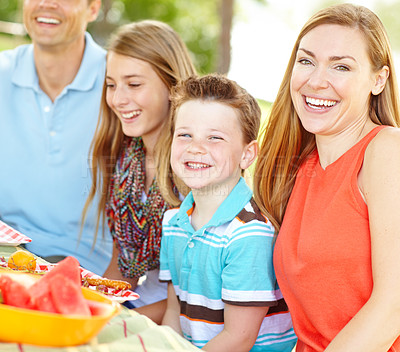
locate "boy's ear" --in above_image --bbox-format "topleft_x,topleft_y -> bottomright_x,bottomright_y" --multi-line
240,140 -> 258,170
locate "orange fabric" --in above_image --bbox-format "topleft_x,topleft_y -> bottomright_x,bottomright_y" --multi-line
274,126 -> 400,352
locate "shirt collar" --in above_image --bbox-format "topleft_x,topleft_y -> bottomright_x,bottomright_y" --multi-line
169,177 -> 253,232
12,44 -> 38,91
12,32 -> 106,93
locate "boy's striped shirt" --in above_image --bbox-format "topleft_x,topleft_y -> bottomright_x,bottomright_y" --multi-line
160,178 -> 297,351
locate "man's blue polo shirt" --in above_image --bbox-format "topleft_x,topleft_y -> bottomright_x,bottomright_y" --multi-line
160,177 -> 297,351
0,33 -> 112,275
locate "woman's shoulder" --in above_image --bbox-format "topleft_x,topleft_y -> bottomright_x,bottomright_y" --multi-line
367,126 -> 400,155
363,126 -> 400,176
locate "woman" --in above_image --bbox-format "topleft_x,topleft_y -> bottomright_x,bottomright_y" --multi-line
254,4 -> 400,351
83,20 -> 196,323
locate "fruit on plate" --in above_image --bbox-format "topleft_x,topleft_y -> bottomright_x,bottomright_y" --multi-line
28,256 -> 86,314
0,274 -> 121,347
51,274 -> 91,316
0,256 -> 109,316
0,275 -> 35,309
7,250 -> 36,271
87,298 -> 116,316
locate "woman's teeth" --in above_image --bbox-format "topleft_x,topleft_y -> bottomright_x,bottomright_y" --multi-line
306,97 -> 337,109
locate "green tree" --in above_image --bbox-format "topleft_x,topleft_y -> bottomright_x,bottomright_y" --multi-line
90,0 -> 219,74
1,0 -> 268,75
0,0 -> 21,22
90,0 -> 268,74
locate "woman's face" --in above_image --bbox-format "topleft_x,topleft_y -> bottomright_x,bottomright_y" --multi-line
105,52 -> 170,149
290,24 -> 380,137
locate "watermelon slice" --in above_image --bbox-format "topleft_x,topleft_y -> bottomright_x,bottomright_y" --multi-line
86,299 -> 114,316
27,256 -> 90,315
1,256 -> 109,317
36,256 -> 81,286
0,275 -> 35,309
32,280 -> 58,313
30,256 -> 81,308
50,274 -> 91,316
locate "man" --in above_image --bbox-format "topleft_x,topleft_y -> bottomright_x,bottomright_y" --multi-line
0,0 -> 112,275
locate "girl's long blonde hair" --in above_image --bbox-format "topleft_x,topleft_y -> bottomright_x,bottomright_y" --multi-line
253,3 -> 400,232
82,20 -> 196,241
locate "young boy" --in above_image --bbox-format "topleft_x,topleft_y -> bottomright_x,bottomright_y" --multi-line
159,74 -> 296,351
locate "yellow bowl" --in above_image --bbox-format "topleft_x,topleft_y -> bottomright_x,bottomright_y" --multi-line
0,271 -> 121,347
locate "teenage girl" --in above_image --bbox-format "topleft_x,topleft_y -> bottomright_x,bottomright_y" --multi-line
83,20 -> 196,323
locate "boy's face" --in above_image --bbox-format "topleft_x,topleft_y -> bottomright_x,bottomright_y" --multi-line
23,0 -> 100,49
171,100 -> 251,195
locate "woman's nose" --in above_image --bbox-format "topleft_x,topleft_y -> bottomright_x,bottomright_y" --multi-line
307,66 -> 330,90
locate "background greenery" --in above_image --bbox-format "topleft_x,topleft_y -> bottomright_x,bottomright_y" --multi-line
0,0 -> 272,74
0,32 -> 26,50
1,0 -> 400,72
88,0 -> 220,74
1,0 -> 398,123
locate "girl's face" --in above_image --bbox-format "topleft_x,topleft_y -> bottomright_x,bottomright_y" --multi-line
290,24 -> 383,137
106,52 -> 170,149
171,100 -> 255,194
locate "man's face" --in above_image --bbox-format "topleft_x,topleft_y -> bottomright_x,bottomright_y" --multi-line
23,0 -> 100,49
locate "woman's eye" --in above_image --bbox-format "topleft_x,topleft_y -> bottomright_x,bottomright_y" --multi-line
105,82 -> 115,89
298,58 -> 313,66
129,83 -> 141,88
335,65 -> 350,71
178,133 -> 191,138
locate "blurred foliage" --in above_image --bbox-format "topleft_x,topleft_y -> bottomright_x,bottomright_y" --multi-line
0,0 -> 270,74
89,0 -> 221,74
0,0 -> 20,22
0,32 -> 28,50
0,0 -> 221,73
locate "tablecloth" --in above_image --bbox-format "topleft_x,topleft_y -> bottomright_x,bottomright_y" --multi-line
0,245 -> 200,352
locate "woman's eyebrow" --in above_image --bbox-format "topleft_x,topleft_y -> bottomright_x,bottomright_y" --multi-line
298,47 -> 356,62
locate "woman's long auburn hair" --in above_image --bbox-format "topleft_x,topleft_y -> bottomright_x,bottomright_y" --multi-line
253,3 -> 400,233
82,20 -> 196,242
